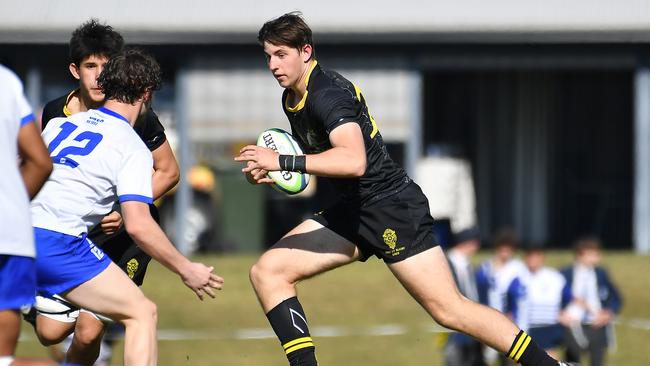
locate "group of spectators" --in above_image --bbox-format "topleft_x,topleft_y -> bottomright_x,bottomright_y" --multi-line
443,229 -> 622,366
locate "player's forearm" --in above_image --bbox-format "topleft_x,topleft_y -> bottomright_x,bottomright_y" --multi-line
304,147 -> 366,178
20,159 -> 52,199
127,218 -> 191,275
152,168 -> 180,200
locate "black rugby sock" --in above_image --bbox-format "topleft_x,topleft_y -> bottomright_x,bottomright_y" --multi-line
266,297 -> 318,366
507,330 -> 559,366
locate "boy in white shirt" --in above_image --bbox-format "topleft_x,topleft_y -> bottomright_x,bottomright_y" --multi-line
31,50 -> 223,366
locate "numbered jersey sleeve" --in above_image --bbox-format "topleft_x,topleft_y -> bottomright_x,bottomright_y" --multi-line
309,88 -> 361,134
117,149 -> 154,204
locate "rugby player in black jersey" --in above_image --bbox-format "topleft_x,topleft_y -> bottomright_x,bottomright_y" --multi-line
34,20 -> 183,366
236,12 -> 574,366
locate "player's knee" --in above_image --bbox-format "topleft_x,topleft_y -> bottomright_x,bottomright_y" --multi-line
250,258 -> 287,289
74,322 -> 104,347
141,298 -> 158,324
426,294 -> 465,330
249,261 -> 266,290
36,324 -> 69,345
430,306 -> 458,329
120,297 -> 157,328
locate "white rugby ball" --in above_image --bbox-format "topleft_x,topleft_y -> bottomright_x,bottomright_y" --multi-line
257,128 -> 310,195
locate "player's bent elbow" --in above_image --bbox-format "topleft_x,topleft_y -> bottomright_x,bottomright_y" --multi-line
350,159 -> 366,177
39,158 -> 53,177
124,220 -> 147,242
168,168 -> 180,188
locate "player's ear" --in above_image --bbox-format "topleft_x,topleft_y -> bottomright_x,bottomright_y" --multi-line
142,90 -> 152,104
69,63 -> 81,80
301,44 -> 313,63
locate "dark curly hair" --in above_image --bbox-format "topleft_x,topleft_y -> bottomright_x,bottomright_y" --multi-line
70,19 -> 124,66
258,12 -> 314,58
97,48 -> 162,105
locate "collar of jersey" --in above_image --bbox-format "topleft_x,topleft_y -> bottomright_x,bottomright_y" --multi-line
285,60 -> 318,113
63,89 -> 78,117
98,107 -> 129,123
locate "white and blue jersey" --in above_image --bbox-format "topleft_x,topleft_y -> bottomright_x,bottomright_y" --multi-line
476,258 -> 526,313
506,267 -> 569,331
0,64 -> 38,311
31,107 -> 153,296
32,107 -> 153,236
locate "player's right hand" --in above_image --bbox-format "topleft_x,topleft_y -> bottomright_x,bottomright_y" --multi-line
180,262 -> 224,300
100,210 -> 123,235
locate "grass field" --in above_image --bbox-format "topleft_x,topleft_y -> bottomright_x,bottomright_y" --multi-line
16,251 -> 650,365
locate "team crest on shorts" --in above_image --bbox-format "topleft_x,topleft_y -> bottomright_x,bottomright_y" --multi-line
126,259 -> 139,279
383,228 -> 397,249
382,228 -> 405,257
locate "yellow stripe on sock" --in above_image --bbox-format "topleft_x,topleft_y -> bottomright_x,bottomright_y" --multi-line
285,342 -> 315,355
283,337 -> 313,350
514,335 -> 532,362
508,332 -> 528,358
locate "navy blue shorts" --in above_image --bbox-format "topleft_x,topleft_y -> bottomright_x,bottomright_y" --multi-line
529,324 -> 565,349
0,255 -> 36,311
34,227 -> 111,297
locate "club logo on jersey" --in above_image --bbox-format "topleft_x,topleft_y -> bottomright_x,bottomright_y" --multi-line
382,228 -> 405,257
126,259 -> 139,279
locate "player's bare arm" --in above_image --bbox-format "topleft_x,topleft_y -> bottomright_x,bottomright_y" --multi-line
17,121 -> 52,198
120,200 -> 224,300
151,140 -> 180,199
236,122 -> 366,178
100,140 -> 179,235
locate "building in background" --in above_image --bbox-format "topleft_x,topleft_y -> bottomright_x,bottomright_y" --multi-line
3,0 -> 650,252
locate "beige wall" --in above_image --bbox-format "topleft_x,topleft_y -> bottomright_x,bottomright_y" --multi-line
3,0 -> 650,43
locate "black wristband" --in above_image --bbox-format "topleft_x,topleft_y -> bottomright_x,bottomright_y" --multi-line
294,155 -> 306,173
278,154 -> 306,173
279,154 -> 291,171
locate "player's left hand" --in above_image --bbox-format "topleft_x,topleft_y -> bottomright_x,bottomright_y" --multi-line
235,145 -> 281,172
100,210 -> 123,235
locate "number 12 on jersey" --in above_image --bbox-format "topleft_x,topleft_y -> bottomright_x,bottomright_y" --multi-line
47,121 -> 103,168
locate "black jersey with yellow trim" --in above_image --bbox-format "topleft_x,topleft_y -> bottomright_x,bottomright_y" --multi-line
41,89 -> 167,151
282,61 -> 410,204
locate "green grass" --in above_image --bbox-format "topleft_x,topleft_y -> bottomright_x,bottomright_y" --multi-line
16,251 -> 650,365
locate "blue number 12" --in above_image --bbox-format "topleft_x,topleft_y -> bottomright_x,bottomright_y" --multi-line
48,121 -> 103,168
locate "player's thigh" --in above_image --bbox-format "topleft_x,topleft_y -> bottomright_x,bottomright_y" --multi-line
256,219 -> 362,281
386,246 -> 462,311
63,262 -> 151,322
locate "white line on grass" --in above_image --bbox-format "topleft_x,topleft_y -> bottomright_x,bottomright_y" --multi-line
19,318 -> 650,342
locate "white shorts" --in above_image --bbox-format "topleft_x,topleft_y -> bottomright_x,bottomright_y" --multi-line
35,294 -> 109,323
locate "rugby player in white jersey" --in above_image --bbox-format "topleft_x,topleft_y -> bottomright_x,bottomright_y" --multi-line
0,63 -> 74,366
30,49 -> 223,366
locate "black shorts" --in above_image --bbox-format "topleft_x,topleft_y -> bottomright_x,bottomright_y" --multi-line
312,182 -> 438,263
87,204 -> 158,286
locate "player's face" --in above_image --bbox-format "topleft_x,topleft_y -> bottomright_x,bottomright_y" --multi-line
69,54 -> 109,103
525,251 -> 544,272
263,42 -> 311,89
